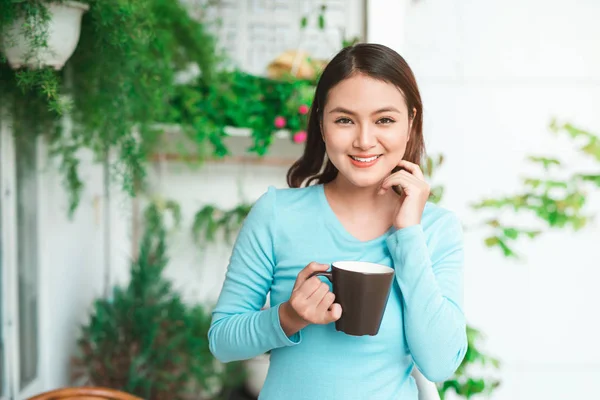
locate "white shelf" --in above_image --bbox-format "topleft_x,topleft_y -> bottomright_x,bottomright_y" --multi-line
150,123 -> 303,165
223,126 -> 289,139
153,123 -> 290,140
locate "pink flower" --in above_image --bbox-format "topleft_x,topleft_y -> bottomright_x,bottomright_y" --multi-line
298,104 -> 309,115
293,131 -> 307,144
274,116 -> 286,129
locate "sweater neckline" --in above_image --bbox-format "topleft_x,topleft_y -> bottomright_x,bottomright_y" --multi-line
315,184 -> 394,245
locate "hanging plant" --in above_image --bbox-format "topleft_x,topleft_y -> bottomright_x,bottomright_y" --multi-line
0,0 -> 220,215
2,0 -> 89,71
0,0 -> 77,122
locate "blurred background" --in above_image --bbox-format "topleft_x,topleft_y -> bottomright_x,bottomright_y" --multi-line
1,0 -> 599,399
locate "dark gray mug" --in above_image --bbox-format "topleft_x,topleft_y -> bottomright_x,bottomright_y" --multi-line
311,261 -> 395,336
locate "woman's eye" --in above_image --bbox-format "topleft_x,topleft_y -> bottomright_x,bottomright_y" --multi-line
377,117 -> 395,125
335,118 -> 353,125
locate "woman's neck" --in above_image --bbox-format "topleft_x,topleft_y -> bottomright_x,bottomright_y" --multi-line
324,176 -> 396,215
323,176 -> 398,241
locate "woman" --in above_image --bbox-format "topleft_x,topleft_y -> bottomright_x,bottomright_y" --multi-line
208,43 -> 467,400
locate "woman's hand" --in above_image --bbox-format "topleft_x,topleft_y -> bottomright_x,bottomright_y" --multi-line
378,160 -> 430,230
279,262 -> 342,337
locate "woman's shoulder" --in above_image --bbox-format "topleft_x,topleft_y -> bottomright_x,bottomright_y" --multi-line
247,185 -> 323,233
262,184 -> 322,210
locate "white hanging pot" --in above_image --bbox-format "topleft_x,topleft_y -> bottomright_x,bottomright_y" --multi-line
2,1 -> 89,70
245,353 -> 270,397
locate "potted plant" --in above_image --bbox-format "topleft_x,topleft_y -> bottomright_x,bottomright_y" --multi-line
73,203 -> 245,400
1,1 -> 89,70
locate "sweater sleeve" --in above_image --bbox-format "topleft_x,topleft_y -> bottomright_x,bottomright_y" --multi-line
208,187 -> 301,363
385,211 -> 468,382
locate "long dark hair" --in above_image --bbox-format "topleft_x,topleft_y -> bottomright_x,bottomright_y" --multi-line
286,43 -> 425,188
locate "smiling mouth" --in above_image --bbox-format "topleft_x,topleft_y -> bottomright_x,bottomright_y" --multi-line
349,155 -> 382,163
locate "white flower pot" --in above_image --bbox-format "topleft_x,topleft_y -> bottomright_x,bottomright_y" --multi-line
2,1 -> 89,70
245,353 -> 270,397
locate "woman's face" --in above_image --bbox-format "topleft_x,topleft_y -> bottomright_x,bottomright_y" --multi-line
321,73 -> 413,190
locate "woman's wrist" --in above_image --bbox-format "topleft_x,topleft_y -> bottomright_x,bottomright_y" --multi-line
393,221 -> 420,230
279,301 -> 308,337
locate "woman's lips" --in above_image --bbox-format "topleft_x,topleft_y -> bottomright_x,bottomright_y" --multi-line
348,154 -> 382,168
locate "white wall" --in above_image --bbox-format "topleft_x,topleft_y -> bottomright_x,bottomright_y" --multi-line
145,135 -> 301,305
369,0 -> 600,398
37,148 -> 131,392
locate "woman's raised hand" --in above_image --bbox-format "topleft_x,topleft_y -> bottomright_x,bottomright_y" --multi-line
379,160 -> 430,229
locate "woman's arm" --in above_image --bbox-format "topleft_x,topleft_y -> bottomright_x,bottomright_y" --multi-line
208,187 -> 301,363
386,211 -> 468,382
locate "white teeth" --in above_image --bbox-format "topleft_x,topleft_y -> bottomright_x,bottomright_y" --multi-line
351,155 -> 379,162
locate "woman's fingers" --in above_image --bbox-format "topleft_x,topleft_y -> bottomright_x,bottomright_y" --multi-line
293,261 -> 329,291
325,303 -> 342,323
317,290 -> 335,310
396,160 -> 425,180
379,170 -> 419,195
299,276 -> 323,297
307,281 -> 330,303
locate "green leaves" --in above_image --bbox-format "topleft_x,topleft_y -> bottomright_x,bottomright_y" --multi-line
527,156 -> 560,170
482,227 -> 540,258
1,1 -> 62,111
300,4 -> 327,31
74,203 -> 244,399
472,121 -> 599,259
578,174 -> 600,187
168,70 -> 316,157
1,0 -> 220,214
439,378 -> 500,399
438,325 -> 501,399
192,203 -> 252,245
551,119 -> 600,161
423,153 -> 445,204
318,14 -> 325,30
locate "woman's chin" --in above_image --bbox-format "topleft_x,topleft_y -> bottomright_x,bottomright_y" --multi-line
340,175 -> 386,190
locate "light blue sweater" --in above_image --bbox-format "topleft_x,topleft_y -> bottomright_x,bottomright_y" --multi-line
209,185 -> 468,400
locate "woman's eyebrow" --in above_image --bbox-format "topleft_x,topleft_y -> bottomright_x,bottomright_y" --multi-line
328,106 -> 402,115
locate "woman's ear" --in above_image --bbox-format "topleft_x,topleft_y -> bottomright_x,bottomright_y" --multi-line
407,107 -> 417,141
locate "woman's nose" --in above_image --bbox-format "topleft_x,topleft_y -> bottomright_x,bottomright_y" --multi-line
353,125 -> 377,150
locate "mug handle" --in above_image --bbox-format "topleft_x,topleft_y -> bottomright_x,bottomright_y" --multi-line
309,271 -> 333,282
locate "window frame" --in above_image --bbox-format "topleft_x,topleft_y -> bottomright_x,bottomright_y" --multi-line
0,114 -> 43,400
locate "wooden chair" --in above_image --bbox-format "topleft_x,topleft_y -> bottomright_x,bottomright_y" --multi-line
27,387 -> 144,400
